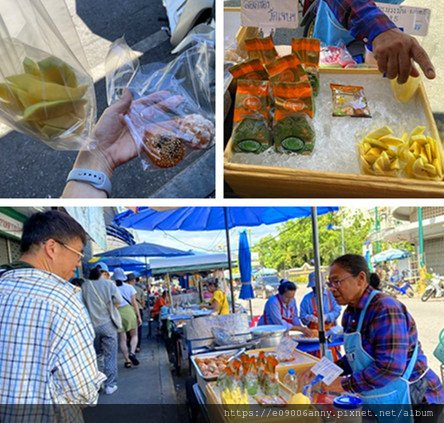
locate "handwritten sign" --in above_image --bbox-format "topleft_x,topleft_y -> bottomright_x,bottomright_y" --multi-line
311,356 -> 343,386
241,0 -> 299,30
376,3 -> 431,36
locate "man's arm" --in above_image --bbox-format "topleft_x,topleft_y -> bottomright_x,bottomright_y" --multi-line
324,0 -> 396,45
324,0 -> 435,83
51,314 -> 106,404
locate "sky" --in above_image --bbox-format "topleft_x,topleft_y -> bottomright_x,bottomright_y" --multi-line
135,222 -> 282,255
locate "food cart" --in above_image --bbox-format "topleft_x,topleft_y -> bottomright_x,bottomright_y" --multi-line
224,6 -> 444,198
190,342 -> 338,423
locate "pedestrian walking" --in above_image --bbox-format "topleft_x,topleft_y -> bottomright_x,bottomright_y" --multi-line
112,268 -> 142,368
82,262 -> 123,395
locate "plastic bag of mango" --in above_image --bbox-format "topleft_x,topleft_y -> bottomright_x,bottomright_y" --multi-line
358,125 -> 443,181
0,52 -> 95,151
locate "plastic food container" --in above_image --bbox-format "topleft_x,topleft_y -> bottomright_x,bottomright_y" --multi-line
333,395 -> 363,423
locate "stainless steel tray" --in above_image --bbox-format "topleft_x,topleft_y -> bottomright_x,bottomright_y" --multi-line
191,348 -> 245,382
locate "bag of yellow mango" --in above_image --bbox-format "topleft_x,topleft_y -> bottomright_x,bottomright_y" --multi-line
0,0 -> 96,150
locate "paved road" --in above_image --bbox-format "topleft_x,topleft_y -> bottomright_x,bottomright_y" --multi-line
0,0 -> 214,198
243,285 -> 444,378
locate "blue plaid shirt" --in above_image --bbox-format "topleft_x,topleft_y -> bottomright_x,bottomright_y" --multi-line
325,0 -> 397,45
0,267 -> 105,421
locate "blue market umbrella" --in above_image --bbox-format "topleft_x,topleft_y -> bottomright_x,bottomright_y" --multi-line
238,230 -> 254,319
96,242 -> 189,258
95,242 -> 190,278
372,248 -> 411,263
89,257 -> 147,273
238,230 -> 253,299
114,207 -> 338,318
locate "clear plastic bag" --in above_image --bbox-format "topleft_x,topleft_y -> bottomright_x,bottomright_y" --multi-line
0,0 -> 96,150
106,33 -> 215,170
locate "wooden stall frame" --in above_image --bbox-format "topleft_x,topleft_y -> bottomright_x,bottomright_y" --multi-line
225,67 -> 444,198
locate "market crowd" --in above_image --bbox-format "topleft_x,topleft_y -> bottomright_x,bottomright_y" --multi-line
0,211 -> 443,422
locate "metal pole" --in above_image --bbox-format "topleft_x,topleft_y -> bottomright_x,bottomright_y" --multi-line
418,207 -> 424,267
223,208 -> 236,314
311,207 -> 327,358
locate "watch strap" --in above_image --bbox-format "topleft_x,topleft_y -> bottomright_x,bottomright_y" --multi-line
66,169 -> 112,197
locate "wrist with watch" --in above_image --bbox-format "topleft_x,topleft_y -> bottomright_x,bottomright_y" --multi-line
66,168 -> 112,197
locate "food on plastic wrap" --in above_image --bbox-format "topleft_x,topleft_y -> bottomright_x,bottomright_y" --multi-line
229,59 -> 268,81
358,125 -> 443,181
107,33 -> 215,170
179,114 -> 215,149
195,354 -> 230,378
272,81 -> 315,154
265,54 -> 308,83
232,80 -> 271,153
291,38 -> 321,96
255,395 -> 287,406
245,35 -> 278,65
331,84 -> 371,118
390,76 -> 420,103
320,45 -> 356,68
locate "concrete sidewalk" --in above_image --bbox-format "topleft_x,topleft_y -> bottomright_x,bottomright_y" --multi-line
98,327 -> 177,405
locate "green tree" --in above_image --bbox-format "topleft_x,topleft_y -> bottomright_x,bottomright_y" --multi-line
253,208 -> 374,270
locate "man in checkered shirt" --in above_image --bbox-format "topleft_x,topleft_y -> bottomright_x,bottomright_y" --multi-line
0,210 -> 106,422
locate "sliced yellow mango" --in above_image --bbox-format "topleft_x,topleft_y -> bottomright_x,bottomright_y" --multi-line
425,143 -> 433,163
23,57 -> 41,77
6,73 -> 87,102
38,56 -> 78,88
42,113 -> 82,130
367,126 -> 393,140
411,135 -> 427,145
379,135 -> 404,147
411,126 -> 426,136
433,158 -> 443,179
23,98 -> 87,121
390,159 -> 400,170
367,139 -> 388,150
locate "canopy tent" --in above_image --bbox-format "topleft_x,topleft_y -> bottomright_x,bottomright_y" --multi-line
88,256 -> 146,272
148,252 -> 230,275
94,241 -> 191,276
372,248 -> 411,263
114,206 -> 339,358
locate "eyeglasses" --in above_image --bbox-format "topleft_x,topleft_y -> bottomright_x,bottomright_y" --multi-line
54,240 -> 84,261
326,274 -> 354,289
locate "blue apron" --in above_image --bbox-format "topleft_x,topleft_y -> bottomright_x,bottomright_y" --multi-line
343,290 -> 418,423
313,0 -> 405,47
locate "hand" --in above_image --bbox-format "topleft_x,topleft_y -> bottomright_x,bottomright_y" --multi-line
138,316 -> 142,326
91,88 -> 139,176
302,327 -> 317,338
372,29 -> 435,84
309,315 -> 318,324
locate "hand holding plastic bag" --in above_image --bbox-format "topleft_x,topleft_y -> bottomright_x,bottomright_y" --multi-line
0,0 -> 96,150
106,34 -> 215,170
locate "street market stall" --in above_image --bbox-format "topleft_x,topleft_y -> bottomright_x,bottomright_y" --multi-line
224,6 -> 444,198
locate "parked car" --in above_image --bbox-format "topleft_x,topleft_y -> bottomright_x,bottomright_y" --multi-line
255,275 -> 280,299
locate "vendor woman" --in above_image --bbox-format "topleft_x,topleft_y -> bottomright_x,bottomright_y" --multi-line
200,277 -> 229,315
258,280 -> 314,337
300,271 -> 342,360
328,254 -> 444,409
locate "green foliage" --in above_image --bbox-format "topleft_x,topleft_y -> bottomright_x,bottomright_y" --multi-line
253,208 -> 387,271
